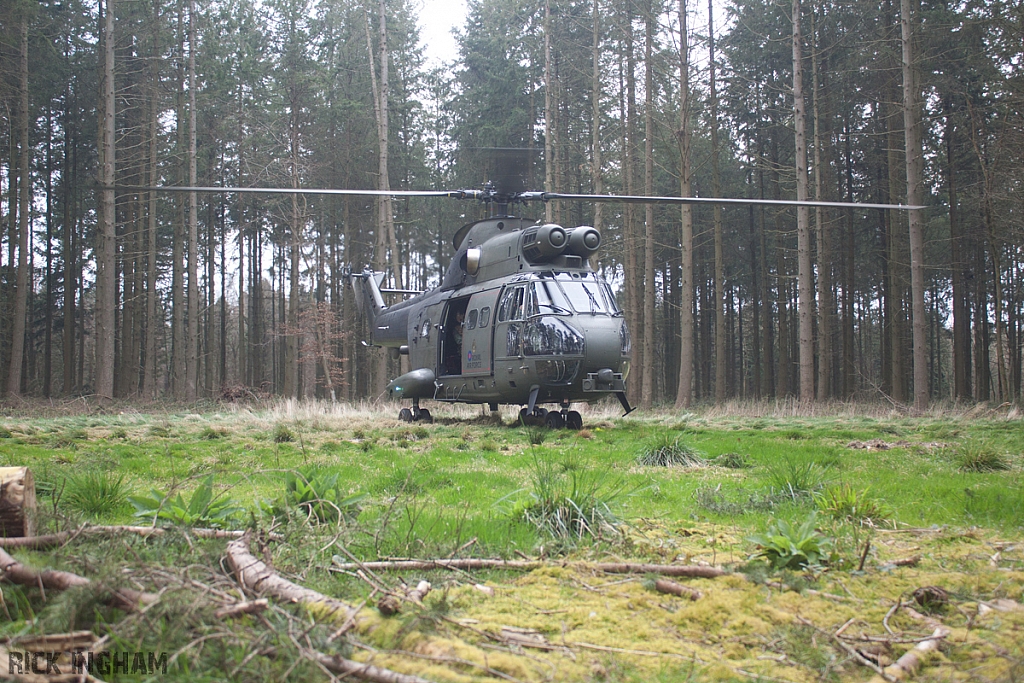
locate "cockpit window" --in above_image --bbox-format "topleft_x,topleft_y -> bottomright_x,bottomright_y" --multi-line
559,280 -> 610,314
528,281 -> 571,316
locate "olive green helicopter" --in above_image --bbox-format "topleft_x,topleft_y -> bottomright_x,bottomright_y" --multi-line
129,151 -> 919,430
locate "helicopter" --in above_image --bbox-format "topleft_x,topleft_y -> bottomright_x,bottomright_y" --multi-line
126,153 -> 919,430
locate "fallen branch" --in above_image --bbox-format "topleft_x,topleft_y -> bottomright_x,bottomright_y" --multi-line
214,598 -> 269,619
872,626 -> 950,682
0,526 -> 282,550
0,547 -> 155,612
225,533 -> 355,623
654,579 -> 702,601
330,557 -> 728,579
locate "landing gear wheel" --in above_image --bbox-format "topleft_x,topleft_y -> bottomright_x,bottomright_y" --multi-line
415,408 -> 432,424
565,411 -> 583,431
519,408 -> 531,425
399,408 -> 413,422
544,411 -> 565,429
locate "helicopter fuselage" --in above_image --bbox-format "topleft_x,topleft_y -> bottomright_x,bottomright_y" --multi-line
352,216 -> 631,421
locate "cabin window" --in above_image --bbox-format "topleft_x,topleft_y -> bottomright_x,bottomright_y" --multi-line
498,286 -> 525,322
466,309 -> 478,330
479,306 -> 491,328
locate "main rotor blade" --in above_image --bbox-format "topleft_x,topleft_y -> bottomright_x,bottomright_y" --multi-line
114,185 -> 472,199
521,191 -> 924,211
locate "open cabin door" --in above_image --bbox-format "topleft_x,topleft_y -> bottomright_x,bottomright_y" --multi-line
462,289 -> 500,377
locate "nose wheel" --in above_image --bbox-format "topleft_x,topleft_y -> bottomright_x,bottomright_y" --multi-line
399,401 -> 433,423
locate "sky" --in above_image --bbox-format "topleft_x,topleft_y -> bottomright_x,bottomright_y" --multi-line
417,0 -> 468,68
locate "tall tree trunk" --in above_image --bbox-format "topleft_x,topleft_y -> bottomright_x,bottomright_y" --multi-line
365,0 -> 399,393
709,0 -> 725,404
144,71 -> 159,398
591,0 -> 603,242
811,4 -> 831,399
171,2 -> 186,397
842,116 -> 855,397
544,0 -> 554,224
6,15 -> 29,397
185,0 -> 199,401
95,0 -> 117,400
641,1 -> 655,409
792,0 -> 814,402
62,65 -> 76,394
901,0 -> 928,410
45,109 -> 54,397
946,104 -> 969,400
674,0 -> 694,409
623,10 -> 641,406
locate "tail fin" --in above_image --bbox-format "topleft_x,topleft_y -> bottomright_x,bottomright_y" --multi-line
348,269 -> 387,327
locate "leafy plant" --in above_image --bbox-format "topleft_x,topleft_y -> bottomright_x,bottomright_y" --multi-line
814,483 -> 893,524
637,434 -> 706,467
130,476 -> 242,528
764,457 -> 829,501
266,468 -> 365,525
749,513 -> 832,570
64,470 -> 132,517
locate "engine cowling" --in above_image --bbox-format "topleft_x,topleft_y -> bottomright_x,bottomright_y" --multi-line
566,226 -> 601,258
521,224 -> 568,264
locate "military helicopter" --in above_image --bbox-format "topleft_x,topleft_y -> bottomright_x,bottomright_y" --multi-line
127,151 -> 919,430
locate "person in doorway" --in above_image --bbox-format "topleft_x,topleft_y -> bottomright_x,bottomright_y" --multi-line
446,310 -> 465,375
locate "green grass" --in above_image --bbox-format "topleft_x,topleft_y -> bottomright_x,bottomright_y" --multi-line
0,403 -> 1021,681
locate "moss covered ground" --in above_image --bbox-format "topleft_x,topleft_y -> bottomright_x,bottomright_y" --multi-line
0,399 -> 1021,682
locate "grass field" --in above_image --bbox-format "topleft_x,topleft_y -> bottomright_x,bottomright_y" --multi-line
0,399 -> 1021,682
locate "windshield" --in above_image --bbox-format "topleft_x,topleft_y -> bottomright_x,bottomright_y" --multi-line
529,280 -> 571,315
559,280 -> 611,314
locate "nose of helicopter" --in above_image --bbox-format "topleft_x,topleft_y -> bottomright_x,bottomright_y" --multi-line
577,317 -> 630,381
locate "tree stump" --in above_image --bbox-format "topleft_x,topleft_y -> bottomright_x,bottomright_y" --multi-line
0,467 -> 36,537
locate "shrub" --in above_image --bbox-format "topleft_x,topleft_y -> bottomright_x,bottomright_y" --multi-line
814,483 -> 893,524
63,470 -> 132,517
509,453 -> 625,543
637,434 -> 706,467
749,513 -> 831,570
765,458 -> 829,501
199,426 -> 228,440
273,424 -> 295,443
130,476 -> 242,528
714,452 -> 751,469
951,441 -> 1010,473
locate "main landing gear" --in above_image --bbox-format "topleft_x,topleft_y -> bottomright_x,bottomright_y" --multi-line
398,399 -> 432,423
518,406 -> 583,430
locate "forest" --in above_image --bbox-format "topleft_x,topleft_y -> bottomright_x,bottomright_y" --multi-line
0,0 -> 1021,408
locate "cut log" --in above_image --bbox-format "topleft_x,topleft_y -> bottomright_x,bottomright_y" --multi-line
0,467 -> 36,537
